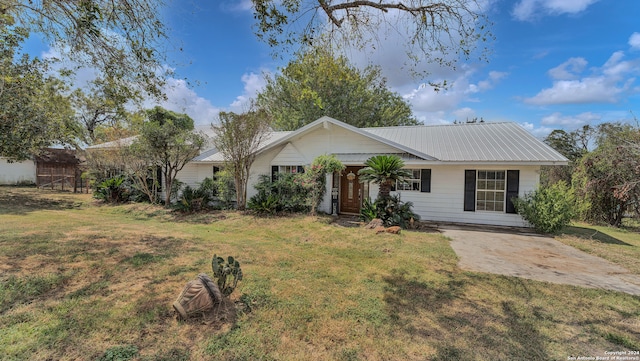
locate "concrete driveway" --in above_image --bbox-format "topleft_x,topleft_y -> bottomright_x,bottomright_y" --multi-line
440,225 -> 640,296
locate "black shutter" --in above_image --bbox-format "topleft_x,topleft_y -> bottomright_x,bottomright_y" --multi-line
297,166 -> 305,174
506,170 -> 520,214
271,165 -> 278,182
464,170 -> 476,212
420,169 -> 431,193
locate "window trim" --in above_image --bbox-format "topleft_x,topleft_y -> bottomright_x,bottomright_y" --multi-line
475,170 -> 506,212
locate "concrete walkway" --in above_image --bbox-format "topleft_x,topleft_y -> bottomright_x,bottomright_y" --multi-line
440,225 -> 640,296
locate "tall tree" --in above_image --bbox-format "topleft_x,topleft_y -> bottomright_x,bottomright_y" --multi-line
0,24 -> 78,161
133,107 -> 205,206
71,75 -> 141,144
212,108 -> 271,210
257,47 -> 418,130
2,0 -> 168,97
541,129 -> 582,186
573,122 -> 640,226
252,0 -> 492,81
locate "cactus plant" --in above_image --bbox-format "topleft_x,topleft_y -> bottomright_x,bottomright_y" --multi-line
211,254 -> 243,296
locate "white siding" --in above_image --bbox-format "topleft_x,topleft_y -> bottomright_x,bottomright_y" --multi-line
384,165 -> 539,227
0,158 -> 36,185
289,126 -> 399,163
271,143 -> 307,165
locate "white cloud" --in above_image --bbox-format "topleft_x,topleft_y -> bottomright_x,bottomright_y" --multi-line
513,0 -> 599,21
229,72 -> 267,111
401,68 -> 506,124
153,78 -> 221,125
540,112 -> 601,127
630,32 -> 640,50
521,122 -> 555,138
524,51 -> 640,105
548,57 -> 587,80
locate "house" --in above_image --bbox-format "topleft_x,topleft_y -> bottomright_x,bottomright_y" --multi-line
0,157 -> 36,185
176,116 -> 568,227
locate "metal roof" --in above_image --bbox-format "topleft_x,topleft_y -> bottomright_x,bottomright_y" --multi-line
363,122 -> 568,163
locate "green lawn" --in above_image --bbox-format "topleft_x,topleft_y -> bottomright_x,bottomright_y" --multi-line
0,187 -> 639,361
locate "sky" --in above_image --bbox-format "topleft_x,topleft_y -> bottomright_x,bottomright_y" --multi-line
30,0 -> 640,138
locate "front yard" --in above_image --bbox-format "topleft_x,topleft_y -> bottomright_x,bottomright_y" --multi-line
0,187 -> 639,360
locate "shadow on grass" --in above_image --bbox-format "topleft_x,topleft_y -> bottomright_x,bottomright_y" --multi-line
383,271 -> 553,360
0,187 -> 83,215
563,226 -> 632,246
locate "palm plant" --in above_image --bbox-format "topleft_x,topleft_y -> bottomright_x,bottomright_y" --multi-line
358,155 -> 411,200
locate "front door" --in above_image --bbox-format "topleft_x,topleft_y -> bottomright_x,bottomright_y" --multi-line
340,166 -> 363,214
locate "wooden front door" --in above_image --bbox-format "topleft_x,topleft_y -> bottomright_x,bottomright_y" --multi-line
340,166 -> 363,214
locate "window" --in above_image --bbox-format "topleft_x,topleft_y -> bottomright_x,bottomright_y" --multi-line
476,170 -> 505,212
278,165 -> 304,174
271,165 -> 304,182
395,169 -> 431,193
396,169 -> 421,191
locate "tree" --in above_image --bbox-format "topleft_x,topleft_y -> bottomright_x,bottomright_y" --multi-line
573,122 -> 640,226
358,154 -> 411,200
71,76 -> 141,144
257,47 -> 418,130
212,108 -> 271,210
541,129 -> 582,186
252,0 -> 492,81
133,107 -> 205,206
0,24 -> 78,161
2,0 -> 168,97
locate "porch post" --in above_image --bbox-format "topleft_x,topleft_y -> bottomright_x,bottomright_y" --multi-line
331,172 -> 339,216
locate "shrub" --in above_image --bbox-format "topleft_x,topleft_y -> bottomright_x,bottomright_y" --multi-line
513,181 -> 575,233
93,175 -> 130,203
213,170 -> 236,209
175,178 -> 216,212
360,195 -> 420,228
248,173 -> 310,214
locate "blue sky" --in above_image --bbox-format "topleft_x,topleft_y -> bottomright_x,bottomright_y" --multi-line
31,0 -> 640,137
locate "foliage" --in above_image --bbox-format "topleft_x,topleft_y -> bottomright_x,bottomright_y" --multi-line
248,174 -> 310,214
360,195 -> 420,228
3,0 -> 168,97
257,46 -> 418,130
213,169 -> 237,209
175,178 -> 218,213
211,254 -> 243,297
251,0 -> 492,83
0,23 -> 78,161
98,344 -> 139,361
132,107 -> 205,206
71,75 -> 140,145
298,154 -> 345,215
572,123 -> 640,226
541,128 -> 590,186
513,182 -> 575,234
358,155 -> 412,200
212,107 -> 271,210
93,175 -> 131,204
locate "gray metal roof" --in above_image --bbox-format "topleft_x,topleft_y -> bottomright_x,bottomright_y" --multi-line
363,122 -> 568,163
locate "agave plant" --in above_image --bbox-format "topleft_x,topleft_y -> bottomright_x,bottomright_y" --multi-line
211,254 -> 243,296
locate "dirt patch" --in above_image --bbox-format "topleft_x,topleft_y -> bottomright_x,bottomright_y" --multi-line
441,226 -> 640,295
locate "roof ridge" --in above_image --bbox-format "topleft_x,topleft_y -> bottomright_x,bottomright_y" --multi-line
363,121 -> 515,131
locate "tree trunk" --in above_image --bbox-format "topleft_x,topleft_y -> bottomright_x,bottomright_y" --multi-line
378,181 -> 392,200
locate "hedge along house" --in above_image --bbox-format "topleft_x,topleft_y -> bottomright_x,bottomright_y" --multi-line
178,116 -> 568,227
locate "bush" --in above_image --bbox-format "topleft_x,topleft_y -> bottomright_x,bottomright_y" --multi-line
360,195 -> 420,228
213,170 -> 236,209
513,181 -> 575,233
175,178 -> 216,212
248,173 -> 310,214
93,175 -> 131,203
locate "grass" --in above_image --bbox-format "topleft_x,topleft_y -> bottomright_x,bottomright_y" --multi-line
0,187 -> 639,360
